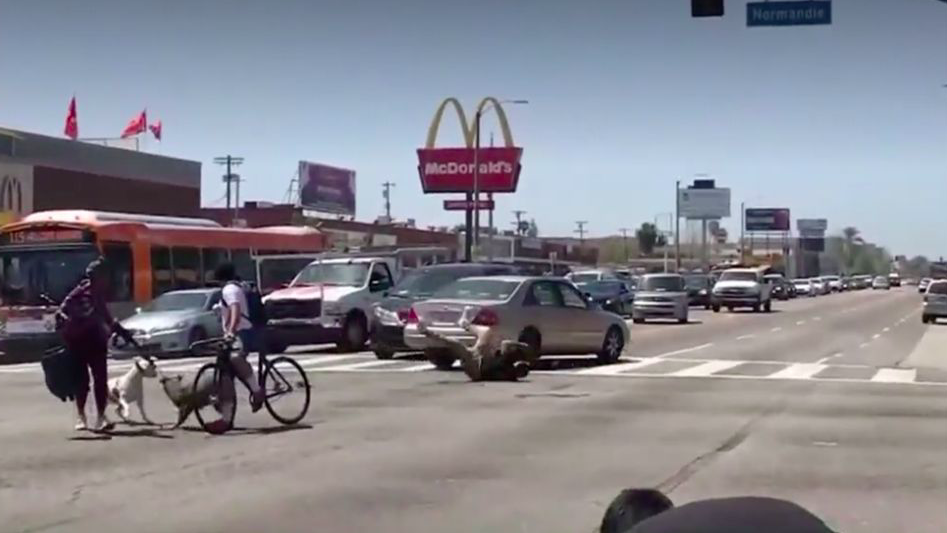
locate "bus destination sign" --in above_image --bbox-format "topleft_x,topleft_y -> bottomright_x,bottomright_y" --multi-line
0,228 -> 93,245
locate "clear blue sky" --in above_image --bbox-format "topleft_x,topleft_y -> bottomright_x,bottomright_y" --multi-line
1,0 -> 944,257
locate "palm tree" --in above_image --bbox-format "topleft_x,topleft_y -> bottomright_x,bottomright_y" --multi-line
842,226 -> 861,272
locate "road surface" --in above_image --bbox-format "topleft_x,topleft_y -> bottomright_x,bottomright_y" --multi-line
1,287 -> 944,532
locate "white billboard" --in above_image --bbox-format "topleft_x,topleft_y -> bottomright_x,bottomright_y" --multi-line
797,218 -> 828,233
679,188 -> 730,219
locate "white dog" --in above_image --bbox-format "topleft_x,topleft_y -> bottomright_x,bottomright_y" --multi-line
107,357 -> 159,425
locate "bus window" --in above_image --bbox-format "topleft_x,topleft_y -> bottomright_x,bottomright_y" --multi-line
232,249 -> 255,283
202,248 -> 228,285
102,242 -> 133,302
259,257 -> 312,293
173,247 -> 201,289
151,246 -> 173,297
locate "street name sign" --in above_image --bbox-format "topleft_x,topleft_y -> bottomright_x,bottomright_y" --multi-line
747,1 -> 831,27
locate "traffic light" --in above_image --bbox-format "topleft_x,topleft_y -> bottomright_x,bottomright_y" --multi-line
692,0 -> 724,17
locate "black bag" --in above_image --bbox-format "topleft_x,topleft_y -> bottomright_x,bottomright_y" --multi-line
244,284 -> 268,328
41,346 -> 84,403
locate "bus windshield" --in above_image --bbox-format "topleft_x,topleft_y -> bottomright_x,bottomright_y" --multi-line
0,246 -> 99,305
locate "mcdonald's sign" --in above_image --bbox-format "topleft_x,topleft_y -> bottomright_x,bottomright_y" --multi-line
0,174 -> 24,213
417,97 -> 523,194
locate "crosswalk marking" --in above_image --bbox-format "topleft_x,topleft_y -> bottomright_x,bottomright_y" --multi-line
670,360 -> 741,377
575,357 -> 663,376
318,360 -> 402,372
871,368 -> 917,384
768,363 -> 827,380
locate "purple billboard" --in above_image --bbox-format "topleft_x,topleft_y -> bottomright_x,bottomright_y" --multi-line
299,161 -> 356,216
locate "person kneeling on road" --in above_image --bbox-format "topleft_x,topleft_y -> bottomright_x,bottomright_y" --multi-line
416,307 -> 531,382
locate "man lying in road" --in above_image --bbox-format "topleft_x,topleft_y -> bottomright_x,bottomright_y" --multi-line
600,488 -> 837,533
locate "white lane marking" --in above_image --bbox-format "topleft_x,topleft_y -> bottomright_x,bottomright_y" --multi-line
670,360 -> 742,377
882,327 -> 890,333
736,334 -> 755,340
813,316 -> 822,322
318,359 -> 403,372
653,343 -> 713,359
400,362 -> 437,372
872,333 -> 881,340
859,342 -> 870,349
796,320 -> 806,326
295,354 -> 365,367
768,363 -> 827,380
577,357 -> 663,376
770,327 -> 783,333
871,368 -> 917,384
815,352 -> 843,365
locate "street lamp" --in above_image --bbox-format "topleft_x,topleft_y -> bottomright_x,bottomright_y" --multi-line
473,99 -> 529,254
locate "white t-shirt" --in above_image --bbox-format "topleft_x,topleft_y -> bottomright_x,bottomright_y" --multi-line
221,283 -> 252,332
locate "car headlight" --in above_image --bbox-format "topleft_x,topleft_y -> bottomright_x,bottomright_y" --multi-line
699,289 -> 707,295
150,320 -> 189,334
373,306 -> 402,326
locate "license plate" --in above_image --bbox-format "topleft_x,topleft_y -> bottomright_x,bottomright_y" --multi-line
429,311 -> 459,323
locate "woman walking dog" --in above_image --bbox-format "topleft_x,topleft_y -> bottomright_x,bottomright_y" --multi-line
58,257 -> 133,432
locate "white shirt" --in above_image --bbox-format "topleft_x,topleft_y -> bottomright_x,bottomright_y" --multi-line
221,283 -> 252,332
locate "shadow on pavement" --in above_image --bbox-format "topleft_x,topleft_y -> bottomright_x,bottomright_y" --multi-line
223,423 -> 314,436
532,356 -> 600,371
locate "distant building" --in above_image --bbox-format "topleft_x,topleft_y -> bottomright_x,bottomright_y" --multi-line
0,127 -> 201,224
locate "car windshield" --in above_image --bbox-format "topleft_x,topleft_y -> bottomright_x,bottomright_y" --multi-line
719,271 -> 758,282
391,268 -> 480,298
928,282 -> 947,295
0,246 -> 100,305
432,279 -> 521,301
641,276 -> 684,292
569,273 -> 600,284
143,292 -> 209,312
578,281 -> 625,296
793,280 -> 809,285
293,263 -> 369,287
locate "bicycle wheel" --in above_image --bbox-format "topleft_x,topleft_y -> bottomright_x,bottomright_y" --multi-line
262,356 -> 311,425
192,362 -> 236,435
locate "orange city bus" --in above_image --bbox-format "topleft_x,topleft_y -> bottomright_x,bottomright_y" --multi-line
0,210 -> 327,362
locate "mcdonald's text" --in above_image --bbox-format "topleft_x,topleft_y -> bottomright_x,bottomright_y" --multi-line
417,147 -> 522,194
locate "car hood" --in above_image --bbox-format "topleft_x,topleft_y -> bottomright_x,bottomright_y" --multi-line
120,310 -> 203,331
264,284 -> 362,302
714,281 -> 760,290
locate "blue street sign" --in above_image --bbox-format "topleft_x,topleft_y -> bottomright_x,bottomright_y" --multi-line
747,1 -> 832,27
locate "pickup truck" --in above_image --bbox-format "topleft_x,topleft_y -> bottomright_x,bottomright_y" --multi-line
262,257 -> 397,352
711,268 -> 773,313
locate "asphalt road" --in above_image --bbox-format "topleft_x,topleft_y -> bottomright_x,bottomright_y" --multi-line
1,287 -> 945,533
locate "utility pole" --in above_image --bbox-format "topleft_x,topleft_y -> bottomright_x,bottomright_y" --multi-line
213,155 -> 244,224
575,220 -> 588,244
512,210 -> 527,235
618,228 -> 631,262
740,201 -> 746,264
675,180 -> 681,272
381,181 -> 395,221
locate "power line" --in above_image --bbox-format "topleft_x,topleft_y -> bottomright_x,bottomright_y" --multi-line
512,210 -> 527,235
619,227 -> 631,261
382,181 -> 396,220
212,155 -> 244,214
575,220 -> 589,243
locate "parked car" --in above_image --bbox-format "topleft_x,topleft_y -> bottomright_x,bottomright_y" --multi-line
632,274 -> 689,323
872,276 -> 890,290
888,272 -> 902,287
810,278 -> 828,295
577,279 -> 635,316
566,269 -> 619,284
919,278 -> 932,294
764,274 -> 791,301
711,268 -> 773,312
922,280 -> 947,324
792,278 -> 816,297
683,273 -> 713,309
110,288 -> 222,359
403,276 -> 630,368
369,263 -> 520,359
822,275 -> 841,293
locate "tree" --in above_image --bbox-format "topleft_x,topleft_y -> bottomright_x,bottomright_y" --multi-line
636,222 -> 660,256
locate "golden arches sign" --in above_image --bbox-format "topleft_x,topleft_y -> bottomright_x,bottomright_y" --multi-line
424,97 -> 516,149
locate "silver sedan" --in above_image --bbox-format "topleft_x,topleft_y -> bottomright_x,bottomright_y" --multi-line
403,276 -> 630,369
110,288 -> 223,358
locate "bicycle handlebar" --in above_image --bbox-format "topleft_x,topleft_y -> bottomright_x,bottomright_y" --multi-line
188,337 -> 236,353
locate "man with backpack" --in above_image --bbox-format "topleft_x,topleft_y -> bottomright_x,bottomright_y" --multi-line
214,263 -> 266,413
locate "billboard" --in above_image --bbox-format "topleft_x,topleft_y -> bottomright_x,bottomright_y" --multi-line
679,188 -> 731,219
299,161 -> 356,216
797,218 -> 827,233
417,97 -> 523,194
745,208 -> 791,232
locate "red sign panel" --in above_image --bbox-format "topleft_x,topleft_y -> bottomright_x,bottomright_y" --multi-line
443,199 -> 495,211
417,147 -> 522,194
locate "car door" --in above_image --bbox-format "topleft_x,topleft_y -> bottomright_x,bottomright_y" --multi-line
554,281 -> 604,352
520,280 -> 564,350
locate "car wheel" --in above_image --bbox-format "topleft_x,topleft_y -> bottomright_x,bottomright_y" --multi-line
187,327 -> 207,355
704,303 -> 711,310
727,306 -> 734,312
922,315 -> 930,324
678,316 -> 688,324
518,328 -> 542,362
764,300 -> 772,313
711,304 -> 721,313
424,349 -> 456,370
597,326 -> 624,364
752,303 -> 761,313
372,347 -> 395,360
338,312 -> 368,352
632,317 -> 645,324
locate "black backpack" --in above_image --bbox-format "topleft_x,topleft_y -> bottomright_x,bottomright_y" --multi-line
226,282 -> 268,328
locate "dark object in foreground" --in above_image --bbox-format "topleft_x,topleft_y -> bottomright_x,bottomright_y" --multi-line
41,346 -> 83,402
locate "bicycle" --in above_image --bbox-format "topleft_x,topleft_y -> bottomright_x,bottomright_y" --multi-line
189,337 -> 311,434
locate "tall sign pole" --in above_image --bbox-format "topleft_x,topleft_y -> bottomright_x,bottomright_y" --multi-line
675,180 -> 681,271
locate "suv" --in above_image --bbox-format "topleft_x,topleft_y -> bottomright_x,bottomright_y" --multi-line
632,274 -> 689,324
711,268 -> 773,312
263,257 -> 396,352
922,280 -> 947,324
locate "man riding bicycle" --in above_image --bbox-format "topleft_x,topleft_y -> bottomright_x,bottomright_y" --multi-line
214,263 -> 265,414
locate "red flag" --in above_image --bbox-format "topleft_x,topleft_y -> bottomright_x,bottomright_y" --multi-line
64,97 -> 78,139
121,110 -> 147,138
149,120 -> 162,141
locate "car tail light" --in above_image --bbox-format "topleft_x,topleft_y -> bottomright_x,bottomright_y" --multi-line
405,307 -> 419,324
396,309 -> 411,323
471,308 -> 499,326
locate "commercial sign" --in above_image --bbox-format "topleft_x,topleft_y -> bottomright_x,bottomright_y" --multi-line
678,188 -> 731,219
747,1 -> 831,27
745,208 -> 791,232
298,161 -> 356,216
0,162 -> 34,226
443,199 -> 495,211
417,97 -> 523,194
796,218 -> 828,234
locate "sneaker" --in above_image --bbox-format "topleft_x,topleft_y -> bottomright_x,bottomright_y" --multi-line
92,415 -> 115,433
513,362 -> 530,379
74,416 -> 89,431
250,390 -> 264,413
